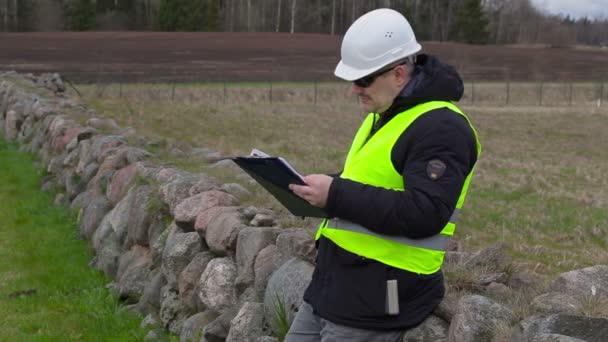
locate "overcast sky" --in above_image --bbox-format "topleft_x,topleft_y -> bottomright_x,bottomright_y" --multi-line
530,0 -> 608,19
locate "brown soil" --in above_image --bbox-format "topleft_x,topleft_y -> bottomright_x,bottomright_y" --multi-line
1,32 -> 607,82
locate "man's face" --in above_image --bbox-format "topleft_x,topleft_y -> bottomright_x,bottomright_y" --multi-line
352,65 -> 411,114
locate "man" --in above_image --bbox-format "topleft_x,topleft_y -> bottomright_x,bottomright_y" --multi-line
287,8 -> 481,342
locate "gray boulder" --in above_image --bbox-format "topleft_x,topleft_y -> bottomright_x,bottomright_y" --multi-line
70,186 -> 94,211
116,245 -> 153,301
178,251 -> 215,312
86,117 -> 119,132
80,195 -> 112,239
104,189 -> 133,246
5,110 -> 22,141
198,257 -> 238,312
136,269 -> 167,314
159,289 -> 187,334
249,213 -> 276,227
89,215 -> 121,278
161,232 -> 203,286
507,271 -> 545,291
464,241 -> 509,271
510,315 -> 608,342
126,185 -> 154,247
264,258 -> 314,337
226,302 -> 265,342
254,245 -> 281,298
90,135 -> 127,162
235,227 -> 282,292
485,282 -> 513,301
276,228 -> 316,265
220,182 -> 251,200
402,315 -> 449,342
159,173 -> 201,215
547,265 -> 608,300
531,293 -> 583,315
447,294 -> 514,342
179,311 -> 218,342
188,174 -> 221,196
434,291 -> 460,323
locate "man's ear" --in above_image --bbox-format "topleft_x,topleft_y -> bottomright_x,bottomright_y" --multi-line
395,65 -> 410,87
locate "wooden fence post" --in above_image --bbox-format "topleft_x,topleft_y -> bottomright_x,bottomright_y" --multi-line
506,80 -> 510,105
471,80 -> 475,105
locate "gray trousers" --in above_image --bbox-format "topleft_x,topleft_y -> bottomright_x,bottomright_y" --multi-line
284,302 -> 404,342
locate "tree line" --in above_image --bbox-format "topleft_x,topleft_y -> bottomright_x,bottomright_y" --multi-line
1,0 -> 607,46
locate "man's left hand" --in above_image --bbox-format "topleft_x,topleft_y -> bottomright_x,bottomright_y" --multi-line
289,174 -> 333,208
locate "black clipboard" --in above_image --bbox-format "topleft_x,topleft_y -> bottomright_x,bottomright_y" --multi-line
232,157 -> 328,218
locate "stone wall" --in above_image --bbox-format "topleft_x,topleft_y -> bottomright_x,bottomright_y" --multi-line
2,71 -> 607,342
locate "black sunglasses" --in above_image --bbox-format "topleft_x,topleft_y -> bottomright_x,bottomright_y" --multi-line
353,62 -> 405,88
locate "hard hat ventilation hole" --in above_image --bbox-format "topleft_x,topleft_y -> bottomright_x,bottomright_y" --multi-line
385,31 -> 394,38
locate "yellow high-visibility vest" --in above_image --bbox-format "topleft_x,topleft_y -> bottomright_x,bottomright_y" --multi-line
316,101 -> 481,274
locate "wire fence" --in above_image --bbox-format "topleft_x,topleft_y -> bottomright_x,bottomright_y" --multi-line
77,79 -> 608,108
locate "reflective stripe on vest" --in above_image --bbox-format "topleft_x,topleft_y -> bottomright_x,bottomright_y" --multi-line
316,101 -> 481,274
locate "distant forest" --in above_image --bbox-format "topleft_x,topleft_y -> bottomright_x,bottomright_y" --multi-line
2,0 -> 607,46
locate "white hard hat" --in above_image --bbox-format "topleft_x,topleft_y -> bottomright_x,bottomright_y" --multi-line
335,8 -> 421,81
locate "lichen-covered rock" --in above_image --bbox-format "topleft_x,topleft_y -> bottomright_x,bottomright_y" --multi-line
126,185 -> 154,247
547,265 -> 608,300
178,251 -> 215,312
158,173 -> 201,215
161,232 -> 203,286
254,245 -> 281,298
5,110 -> 22,141
464,241 -> 509,272
402,315 -> 449,342
198,257 -> 238,312
276,228 -> 316,265
531,292 -> 584,315
80,195 -> 112,239
137,269 -> 167,315
179,311 -> 218,342
226,302 -> 265,342
447,294 -> 514,342
116,245 -> 153,302
509,315 -> 608,342
264,258 -> 314,337
235,227 -> 282,291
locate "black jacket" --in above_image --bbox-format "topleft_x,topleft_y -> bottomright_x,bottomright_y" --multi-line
303,54 -> 479,330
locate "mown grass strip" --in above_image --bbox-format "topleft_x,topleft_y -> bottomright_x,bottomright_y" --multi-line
0,139 -> 148,342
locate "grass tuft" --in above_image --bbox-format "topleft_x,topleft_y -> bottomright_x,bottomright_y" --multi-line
270,292 -> 291,342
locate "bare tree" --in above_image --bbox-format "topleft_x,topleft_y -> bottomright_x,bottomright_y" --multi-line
247,0 -> 251,31
11,0 -> 16,30
290,0 -> 296,33
275,0 -> 281,32
330,0 -> 336,34
1,0 -> 7,31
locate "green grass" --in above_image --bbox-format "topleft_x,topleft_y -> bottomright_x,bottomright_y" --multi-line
0,139 -> 151,341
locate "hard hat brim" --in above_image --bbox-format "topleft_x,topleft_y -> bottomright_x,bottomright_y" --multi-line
334,60 -> 383,82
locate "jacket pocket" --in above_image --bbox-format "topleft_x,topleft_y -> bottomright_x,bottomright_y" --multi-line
323,247 -> 388,319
